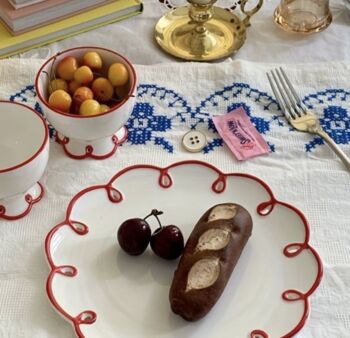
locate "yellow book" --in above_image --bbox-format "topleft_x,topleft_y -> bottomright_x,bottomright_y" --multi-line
0,0 -> 143,58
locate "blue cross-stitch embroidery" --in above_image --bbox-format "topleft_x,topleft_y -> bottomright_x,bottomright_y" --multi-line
9,83 -> 349,155
127,84 -> 191,153
9,84 -> 34,103
127,102 -> 173,152
303,89 -> 350,152
8,82 -> 281,154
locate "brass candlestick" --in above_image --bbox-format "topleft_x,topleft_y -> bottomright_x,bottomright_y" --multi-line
155,0 -> 263,61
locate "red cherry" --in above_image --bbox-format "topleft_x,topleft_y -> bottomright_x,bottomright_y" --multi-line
151,225 -> 184,260
149,210 -> 184,260
117,210 -> 161,256
117,218 -> 151,256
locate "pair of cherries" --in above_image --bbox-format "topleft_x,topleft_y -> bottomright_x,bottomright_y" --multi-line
117,209 -> 184,260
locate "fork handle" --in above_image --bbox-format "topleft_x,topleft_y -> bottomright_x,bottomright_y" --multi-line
317,130 -> 350,171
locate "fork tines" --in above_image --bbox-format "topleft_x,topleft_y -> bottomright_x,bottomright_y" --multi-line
266,67 -> 307,121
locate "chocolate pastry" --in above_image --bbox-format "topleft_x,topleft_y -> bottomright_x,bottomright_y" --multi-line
169,203 -> 253,321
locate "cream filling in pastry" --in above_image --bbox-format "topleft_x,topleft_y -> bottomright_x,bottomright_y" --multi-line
196,228 -> 231,251
186,258 -> 220,291
207,204 -> 236,222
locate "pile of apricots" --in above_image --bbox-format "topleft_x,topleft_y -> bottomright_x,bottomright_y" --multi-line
47,51 -> 130,116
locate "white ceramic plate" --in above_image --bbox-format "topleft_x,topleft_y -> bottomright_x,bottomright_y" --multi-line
45,161 -> 322,338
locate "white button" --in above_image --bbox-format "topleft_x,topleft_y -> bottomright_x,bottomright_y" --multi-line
182,130 -> 207,153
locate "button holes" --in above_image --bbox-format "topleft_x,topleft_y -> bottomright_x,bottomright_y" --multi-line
196,140 -> 200,143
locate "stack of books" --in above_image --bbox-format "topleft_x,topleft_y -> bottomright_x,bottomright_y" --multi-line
0,0 -> 143,58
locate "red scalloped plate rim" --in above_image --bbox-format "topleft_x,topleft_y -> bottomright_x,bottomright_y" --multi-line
44,160 -> 323,338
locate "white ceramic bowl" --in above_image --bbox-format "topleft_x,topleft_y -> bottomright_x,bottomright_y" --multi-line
35,46 -> 137,160
0,101 -> 49,220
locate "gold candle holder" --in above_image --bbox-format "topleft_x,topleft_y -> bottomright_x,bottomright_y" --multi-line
155,0 -> 263,61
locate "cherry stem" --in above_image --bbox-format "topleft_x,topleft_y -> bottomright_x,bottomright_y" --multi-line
153,213 -> 162,229
144,209 -> 163,229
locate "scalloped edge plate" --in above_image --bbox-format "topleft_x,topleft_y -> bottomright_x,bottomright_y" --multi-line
45,160 -> 322,338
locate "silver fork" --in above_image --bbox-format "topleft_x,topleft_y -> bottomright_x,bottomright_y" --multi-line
267,67 -> 350,171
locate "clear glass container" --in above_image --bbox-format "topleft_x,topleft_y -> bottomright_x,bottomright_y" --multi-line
274,0 -> 332,33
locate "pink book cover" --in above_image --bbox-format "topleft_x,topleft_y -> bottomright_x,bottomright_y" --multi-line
8,0 -> 48,10
0,0 -> 70,20
1,0 -> 115,34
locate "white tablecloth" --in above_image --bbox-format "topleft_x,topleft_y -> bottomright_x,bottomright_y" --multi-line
1,1 -> 350,338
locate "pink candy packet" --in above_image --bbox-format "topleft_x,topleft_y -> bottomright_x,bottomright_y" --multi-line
212,107 -> 270,161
